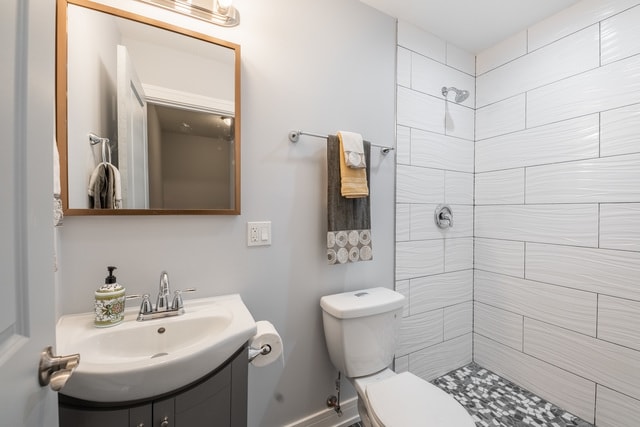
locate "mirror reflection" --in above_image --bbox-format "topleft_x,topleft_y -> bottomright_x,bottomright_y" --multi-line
59,0 -> 241,214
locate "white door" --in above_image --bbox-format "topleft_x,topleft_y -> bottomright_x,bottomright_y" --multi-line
117,45 -> 149,209
0,0 -> 59,426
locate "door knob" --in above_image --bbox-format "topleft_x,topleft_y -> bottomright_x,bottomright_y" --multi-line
38,346 -> 80,391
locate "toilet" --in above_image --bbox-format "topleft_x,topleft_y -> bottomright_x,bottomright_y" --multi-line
320,287 -> 475,427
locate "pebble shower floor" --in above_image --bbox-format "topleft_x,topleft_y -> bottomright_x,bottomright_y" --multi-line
348,363 -> 593,427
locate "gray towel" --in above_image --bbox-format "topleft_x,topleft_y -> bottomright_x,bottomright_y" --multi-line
327,135 -> 372,264
89,164 -> 116,209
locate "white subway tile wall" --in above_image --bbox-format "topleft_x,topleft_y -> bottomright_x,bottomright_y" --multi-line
397,1 -> 640,425
475,114 -> 600,172
476,24 -> 600,108
475,30 -> 527,76
474,334 -> 597,422
472,1 -> 640,425
596,385 -> 640,427
409,333 -> 472,381
475,94 -> 526,140
395,20 -> 475,381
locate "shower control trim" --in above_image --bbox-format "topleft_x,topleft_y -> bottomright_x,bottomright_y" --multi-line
435,204 -> 454,229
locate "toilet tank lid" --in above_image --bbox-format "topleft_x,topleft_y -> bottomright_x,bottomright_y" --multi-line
320,287 -> 405,319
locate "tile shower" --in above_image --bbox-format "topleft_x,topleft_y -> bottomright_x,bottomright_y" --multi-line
394,1 -> 640,426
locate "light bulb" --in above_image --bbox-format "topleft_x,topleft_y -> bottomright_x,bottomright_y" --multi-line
217,0 -> 232,12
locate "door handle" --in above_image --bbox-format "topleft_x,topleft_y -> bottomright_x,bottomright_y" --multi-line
38,346 -> 80,391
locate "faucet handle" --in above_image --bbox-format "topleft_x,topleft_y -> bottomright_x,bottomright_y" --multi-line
171,288 -> 196,311
139,294 -> 153,314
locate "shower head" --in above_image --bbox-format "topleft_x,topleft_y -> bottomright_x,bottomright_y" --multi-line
442,86 -> 469,103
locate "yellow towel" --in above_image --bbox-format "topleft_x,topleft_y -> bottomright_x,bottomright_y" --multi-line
338,133 -> 369,198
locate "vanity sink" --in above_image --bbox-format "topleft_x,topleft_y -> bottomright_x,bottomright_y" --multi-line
56,294 -> 256,402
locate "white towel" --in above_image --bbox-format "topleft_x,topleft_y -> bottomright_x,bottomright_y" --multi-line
337,131 -> 366,169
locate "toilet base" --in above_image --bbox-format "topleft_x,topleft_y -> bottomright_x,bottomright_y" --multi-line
357,397 -> 373,427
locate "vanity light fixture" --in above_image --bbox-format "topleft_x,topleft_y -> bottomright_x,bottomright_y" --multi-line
137,0 -> 239,27
215,0 -> 233,14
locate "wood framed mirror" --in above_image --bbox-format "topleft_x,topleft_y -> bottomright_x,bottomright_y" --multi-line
56,0 -> 241,215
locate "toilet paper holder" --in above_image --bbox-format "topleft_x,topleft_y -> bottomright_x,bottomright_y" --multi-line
248,344 -> 272,362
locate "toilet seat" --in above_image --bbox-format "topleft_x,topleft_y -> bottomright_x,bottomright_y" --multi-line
364,372 -> 475,427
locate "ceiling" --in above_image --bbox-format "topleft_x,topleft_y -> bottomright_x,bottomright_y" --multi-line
359,0 -> 582,53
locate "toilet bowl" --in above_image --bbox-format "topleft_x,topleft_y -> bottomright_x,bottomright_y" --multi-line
320,287 -> 475,427
352,369 -> 475,427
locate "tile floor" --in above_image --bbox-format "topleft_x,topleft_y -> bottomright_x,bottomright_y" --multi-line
348,363 -> 593,426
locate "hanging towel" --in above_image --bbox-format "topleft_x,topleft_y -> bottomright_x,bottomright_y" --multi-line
338,134 -> 369,198
327,135 -> 372,264
53,138 -> 63,226
110,164 -> 122,209
337,131 -> 366,169
88,163 -> 122,209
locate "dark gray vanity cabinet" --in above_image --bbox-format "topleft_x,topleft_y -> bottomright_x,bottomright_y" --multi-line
59,346 -> 248,427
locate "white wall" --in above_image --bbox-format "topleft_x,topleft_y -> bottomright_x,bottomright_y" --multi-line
67,5 -> 120,208
58,0 -> 396,426
474,1 -> 640,425
393,22 -> 475,380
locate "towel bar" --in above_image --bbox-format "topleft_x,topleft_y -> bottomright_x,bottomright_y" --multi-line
288,130 -> 394,154
89,133 -> 112,164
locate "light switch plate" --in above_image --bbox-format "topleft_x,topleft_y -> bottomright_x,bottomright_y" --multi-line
247,221 -> 271,246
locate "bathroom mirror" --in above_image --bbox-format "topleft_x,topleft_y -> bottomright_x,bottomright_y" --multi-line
56,0 -> 241,215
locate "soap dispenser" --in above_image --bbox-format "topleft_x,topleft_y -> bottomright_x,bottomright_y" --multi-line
94,266 -> 126,327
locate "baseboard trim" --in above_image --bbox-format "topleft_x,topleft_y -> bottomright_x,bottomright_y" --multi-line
283,396 -> 359,427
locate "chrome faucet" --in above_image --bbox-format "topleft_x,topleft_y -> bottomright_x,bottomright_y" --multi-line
137,271 -> 196,321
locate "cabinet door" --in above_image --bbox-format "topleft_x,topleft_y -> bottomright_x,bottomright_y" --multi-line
59,348 -> 248,427
153,397 -> 175,427
176,364 -> 231,426
130,403 -> 152,427
230,347 -> 249,426
59,405 -> 129,426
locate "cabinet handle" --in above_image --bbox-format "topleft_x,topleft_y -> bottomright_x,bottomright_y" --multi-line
160,416 -> 169,427
137,424 -> 145,427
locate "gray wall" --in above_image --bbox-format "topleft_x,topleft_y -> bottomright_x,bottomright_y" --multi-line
57,0 -> 396,426
474,1 -> 640,425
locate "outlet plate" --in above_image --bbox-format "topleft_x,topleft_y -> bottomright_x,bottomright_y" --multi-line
247,221 -> 271,246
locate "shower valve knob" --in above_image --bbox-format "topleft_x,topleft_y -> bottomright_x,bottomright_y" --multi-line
435,204 -> 454,229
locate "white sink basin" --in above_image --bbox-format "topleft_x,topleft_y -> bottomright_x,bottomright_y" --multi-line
56,294 -> 256,402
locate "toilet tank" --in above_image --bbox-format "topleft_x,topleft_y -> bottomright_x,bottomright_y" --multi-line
320,287 -> 405,378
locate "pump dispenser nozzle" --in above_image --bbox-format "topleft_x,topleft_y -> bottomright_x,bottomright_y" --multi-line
105,266 -> 117,284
